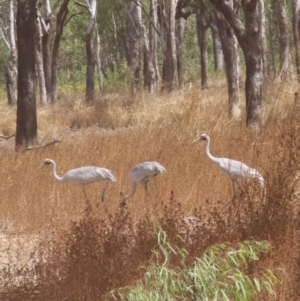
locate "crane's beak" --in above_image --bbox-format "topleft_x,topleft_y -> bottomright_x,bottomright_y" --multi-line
37,162 -> 46,170
192,137 -> 201,144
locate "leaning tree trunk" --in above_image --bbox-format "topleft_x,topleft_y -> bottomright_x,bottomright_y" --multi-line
214,5 -> 240,118
196,0 -> 208,89
293,0 -> 300,82
16,0 -> 38,149
276,0 -> 293,81
209,0 -> 265,132
6,0 -> 17,106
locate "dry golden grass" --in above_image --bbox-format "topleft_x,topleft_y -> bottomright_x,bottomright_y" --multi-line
0,78 -> 300,299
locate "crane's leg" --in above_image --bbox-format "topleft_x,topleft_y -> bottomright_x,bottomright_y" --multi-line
224,180 -> 237,208
141,180 -> 149,200
100,182 -> 109,202
82,185 -> 90,207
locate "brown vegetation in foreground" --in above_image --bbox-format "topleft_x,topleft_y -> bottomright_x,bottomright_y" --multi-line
0,80 -> 300,300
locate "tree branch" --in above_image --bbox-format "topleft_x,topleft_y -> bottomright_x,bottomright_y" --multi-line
22,139 -> 60,152
0,133 -> 15,140
208,0 -> 245,40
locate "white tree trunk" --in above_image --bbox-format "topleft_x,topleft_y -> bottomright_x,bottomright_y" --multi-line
95,24 -> 104,94
34,7 -> 47,105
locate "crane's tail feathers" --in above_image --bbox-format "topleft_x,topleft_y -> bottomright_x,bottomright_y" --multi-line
257,174 -> 264,186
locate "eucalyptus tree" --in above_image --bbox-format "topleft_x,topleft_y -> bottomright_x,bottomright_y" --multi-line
16,0 -> 38,149
75,0 -> 97,101
213,1 -> 241,118
39,0 -> 61,101
0,0 -> 17,106
34,5 -> 47,105
158,0 -> 179,91
195,0 -> 209,89
209,15 -> 224,71
293,0 -> 300,82
126,0 -> 142,95
276,0 -> 293,81
208,0 -> 265,131
50,0 -> 71,103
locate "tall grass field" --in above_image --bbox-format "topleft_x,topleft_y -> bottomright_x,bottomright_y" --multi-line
0,79 -> 299,300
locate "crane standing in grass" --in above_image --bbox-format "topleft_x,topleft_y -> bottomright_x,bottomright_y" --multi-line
120,161 -> 166,207
39,159 -> 117,205
193,134 -> 264,206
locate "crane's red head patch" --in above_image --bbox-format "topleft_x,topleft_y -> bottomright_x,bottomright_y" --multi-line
200,134 -> 208,141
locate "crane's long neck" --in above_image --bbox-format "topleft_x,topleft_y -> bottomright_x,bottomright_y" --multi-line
122,181 -> 137,201
205,137 -> 218,163
50,161 -> 64,182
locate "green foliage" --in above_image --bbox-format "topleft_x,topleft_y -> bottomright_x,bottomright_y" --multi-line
106,229 -> 280,301
103,62 -> 131,93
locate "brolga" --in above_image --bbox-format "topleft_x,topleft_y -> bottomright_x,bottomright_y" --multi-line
120,161 -> 166,207
39,159 -> 117,205
193,134 -> 264,206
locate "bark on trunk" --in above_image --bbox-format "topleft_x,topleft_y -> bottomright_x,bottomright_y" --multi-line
127,0 -> 142,95
84,0 -> 96,102
210,16 -> 224,71
196,0 -> 208,89
41,0 -> 54,100
293,0 -> 300,82
214,6 -> 240,118
95,25 -> 104,94
34,7 -> 47,105
51,0 -> 70,103
159,0 -> 178,91
6,0 -> 17,106
16,0 -> 38,148
176,16 -> 186,87
150,0 -> 159,83
276,0 -> 293,81
209,0 -> 265,131
140,5 -> 156,93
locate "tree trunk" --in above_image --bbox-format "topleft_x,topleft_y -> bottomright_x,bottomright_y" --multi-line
127,0 -> 142,95
210,15 -> 224,71
196,0 -> 208,89
276,0 -> 293,81
16,0 -> 38,148
150,0 -> 159,83
209,0 -> 265,131
140,4 -> 156,93
293,0 -> 300,82
51,0 -> 70,103
41,0 -> 53,101
34,7 -> 47,105
85,0 -> 96,102
267,10 -> 276,80
214,6 -> 240,118
159,0 -> 178,91
176,15 -> 186,87
95,24 -> 104,94
6,0 -> 17,106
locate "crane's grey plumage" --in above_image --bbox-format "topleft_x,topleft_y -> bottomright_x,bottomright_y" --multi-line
120,161 -> 166,206
39,159 -> 117,203
193,134 -> 264,205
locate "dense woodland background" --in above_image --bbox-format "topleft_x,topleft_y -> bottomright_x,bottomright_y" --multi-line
0,0 -> 300,300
